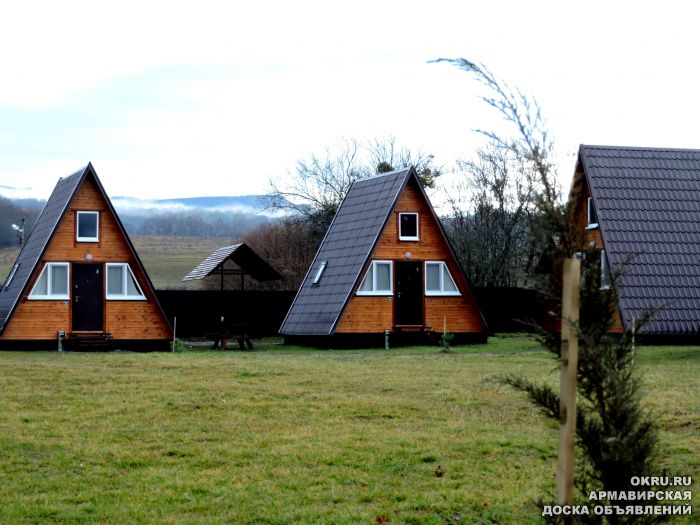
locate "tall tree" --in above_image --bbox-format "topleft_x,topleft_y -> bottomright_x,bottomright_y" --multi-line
268,138 -> 368,238
268,137 -> 443,240
433,57 -> 559,286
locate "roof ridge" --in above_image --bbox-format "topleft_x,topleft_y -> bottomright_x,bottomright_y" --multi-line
581,144 -> 700,153
356,166 -> 413,182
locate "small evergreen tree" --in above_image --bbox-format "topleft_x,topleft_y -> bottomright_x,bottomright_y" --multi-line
506,240 -> 666,524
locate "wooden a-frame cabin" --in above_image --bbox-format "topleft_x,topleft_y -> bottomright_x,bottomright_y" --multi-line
280,167 -> 488,347
570,145 -> 700,342
0,163 -> 172,350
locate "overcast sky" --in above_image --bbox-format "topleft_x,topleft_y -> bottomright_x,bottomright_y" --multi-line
1,1 -> 699,202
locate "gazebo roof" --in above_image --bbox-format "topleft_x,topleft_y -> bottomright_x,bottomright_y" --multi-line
183,243 -> 281,282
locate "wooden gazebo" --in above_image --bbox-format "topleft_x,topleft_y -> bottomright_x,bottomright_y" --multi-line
183,243 -> 281,290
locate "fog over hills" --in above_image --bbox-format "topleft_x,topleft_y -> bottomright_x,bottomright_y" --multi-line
0,194 -> 288,245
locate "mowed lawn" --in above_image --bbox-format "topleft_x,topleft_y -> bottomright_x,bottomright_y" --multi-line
0,337 -> 697,524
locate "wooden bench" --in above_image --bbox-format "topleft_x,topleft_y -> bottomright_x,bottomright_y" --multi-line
208,323 -> 253,350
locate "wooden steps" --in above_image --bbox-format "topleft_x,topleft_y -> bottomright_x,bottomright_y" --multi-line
64,332 -> 114,352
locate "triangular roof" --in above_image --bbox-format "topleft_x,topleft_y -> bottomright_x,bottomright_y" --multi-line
575,145 -> 700,335
182,243 -> 282,282
0,163 -> 168,334
280,166 -> 473,336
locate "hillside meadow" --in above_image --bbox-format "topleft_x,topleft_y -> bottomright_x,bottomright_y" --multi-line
0,336 -> 697,524
0,236 -> 230,290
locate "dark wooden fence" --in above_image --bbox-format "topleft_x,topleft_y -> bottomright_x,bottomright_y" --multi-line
157,287 -> 543,338
471,287 -> 543,333
156,290 -> 296,338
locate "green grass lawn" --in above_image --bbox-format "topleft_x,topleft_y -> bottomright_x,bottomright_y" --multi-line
0,336 -> 697,524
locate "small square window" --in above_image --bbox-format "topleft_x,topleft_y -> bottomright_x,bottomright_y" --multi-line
399,213 -> 419,241
77,211 -> 99,242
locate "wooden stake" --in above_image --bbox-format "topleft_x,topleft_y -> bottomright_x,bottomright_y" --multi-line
557,258 -> 580,507
172,316 -> 177,353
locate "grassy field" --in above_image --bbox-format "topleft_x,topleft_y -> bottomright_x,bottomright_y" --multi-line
0,236 -> 232,290
0,336 -> 697,524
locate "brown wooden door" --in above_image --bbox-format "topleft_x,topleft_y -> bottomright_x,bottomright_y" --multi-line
395,261 -> 423,325
72,263 -> 104,331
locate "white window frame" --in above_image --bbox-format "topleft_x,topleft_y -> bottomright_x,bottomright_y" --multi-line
398,212 -> 419,241
425,261 -> 461,296
28,262 -> 70,300
106,263 -> 146,300
600,250 -> 612,290
586,197 -> 598,229
4,263 -> 20,290
356,260 -> 393,296
312,261 -> 327,285
76,211 -> 100,242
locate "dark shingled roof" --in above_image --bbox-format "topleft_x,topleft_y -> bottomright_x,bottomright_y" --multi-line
0,163 -> 169,334
279,168 -> 413,336
183,243 -> 282,282
0,167 -> 85,332
579,145 -> 700,335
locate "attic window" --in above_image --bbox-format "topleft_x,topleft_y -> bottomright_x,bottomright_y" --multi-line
399,213 -> 419,241
77,211 -> 99,242
586,197 -> 598,229
357,260 -> 393,295
600,250 -> 612,290
4,263 -> 20,290
106,263 -> 145,300
312,261 -> 327,285
29,262 -> 69,300
425,261 -> 460,296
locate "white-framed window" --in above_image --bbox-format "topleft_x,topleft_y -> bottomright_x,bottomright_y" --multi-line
586,197 -> 598,229
4,263 -> 20,290
600,250 -> 612,290
398,213 -> 419,241
425,261 -> 460,296
357,260 -> 393,295
29,262 -> 70,300
77,211 -> 99,242
106,263 -> 145,300
312,261 -> 327,285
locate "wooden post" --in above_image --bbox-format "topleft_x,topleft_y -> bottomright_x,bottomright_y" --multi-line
557,258 -> 580,507
171,316 -> 177,353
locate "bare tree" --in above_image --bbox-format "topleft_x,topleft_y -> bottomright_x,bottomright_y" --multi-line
268,138 -> 369,237
446,143 -> 535,287
432,57 -> 563,285
431,58 -> 560,207
268,137 -> 444,240
367,136 -> 443,189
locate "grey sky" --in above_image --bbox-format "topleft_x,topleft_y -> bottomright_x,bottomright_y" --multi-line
1,0 -> 698,201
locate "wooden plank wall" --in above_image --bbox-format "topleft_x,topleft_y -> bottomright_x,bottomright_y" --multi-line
336,179 -> 487,334
1,177 -> 171,340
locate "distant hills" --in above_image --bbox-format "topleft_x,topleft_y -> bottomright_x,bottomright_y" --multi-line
0,194 -> 291,246
111,194 -> 278,214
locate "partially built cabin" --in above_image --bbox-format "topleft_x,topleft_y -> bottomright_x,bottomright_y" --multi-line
0,163 -> 172,350
280,167 -> 488,346
570,145 -> 700,341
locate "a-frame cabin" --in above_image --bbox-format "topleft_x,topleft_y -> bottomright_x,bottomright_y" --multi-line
569,145 -> 700,341
0,163 -> 172,350
280,167 -> 488,347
